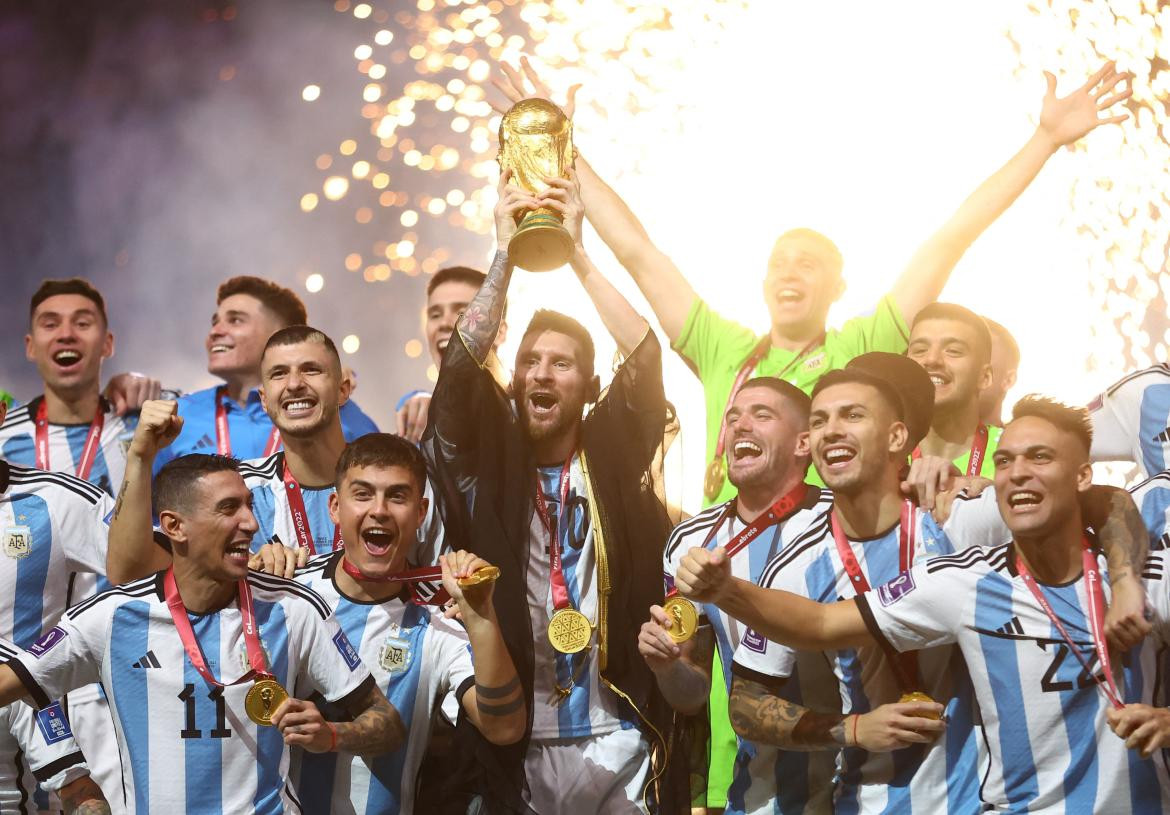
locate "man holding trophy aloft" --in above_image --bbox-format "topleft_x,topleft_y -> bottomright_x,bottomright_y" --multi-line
422,96 -> 686,813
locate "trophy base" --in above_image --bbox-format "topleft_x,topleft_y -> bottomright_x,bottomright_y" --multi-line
509,214 -> 575,272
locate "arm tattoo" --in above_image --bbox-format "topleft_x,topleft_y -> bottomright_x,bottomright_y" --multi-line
111,486 -> 126,521
1087,486 -> 1148,583
337,685 -> 405,756
457,250 -> 512,363
58,774 -> 110,815
474,676 -> 523,716
728,677 -> 845,751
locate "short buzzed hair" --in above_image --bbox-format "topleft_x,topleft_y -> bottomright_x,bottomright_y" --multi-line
912,302 -> 993,363
738,376 -> 811,422
984,317 -> 1020,368
335,433 -> 427,493
522,310 -> 595,377
775,228 -> 843,276
262,325 -> 341,372
154,454 -> 240,516
30,278 -> 108,327
217,276 -> 307,328
1010,395 -> 1092,455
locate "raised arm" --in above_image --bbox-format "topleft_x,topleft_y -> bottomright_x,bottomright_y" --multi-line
107,399 -> 181,583
539,172 -> 649,356
492,58 -> 698,343
1081,484 -> 1152,651
441,551 -> 526,745
637,605 -> 715,715
675,546 -> 873,651
890,61 -> 1132,323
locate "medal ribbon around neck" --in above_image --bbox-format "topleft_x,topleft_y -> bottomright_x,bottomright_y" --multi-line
282,458 -> 342,556
1014,537 -> 1124,710
34,399 -> 104,481
912,423 -> 990,477
831,499 -> 922,693
534,453 -> 577,614
339,556 -> 499,606
214,386 -> 280,458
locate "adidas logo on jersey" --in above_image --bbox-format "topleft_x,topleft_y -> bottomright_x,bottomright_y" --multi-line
194,433 -> 215,450
132,650 -> 162,669
994,616 -> 1025,637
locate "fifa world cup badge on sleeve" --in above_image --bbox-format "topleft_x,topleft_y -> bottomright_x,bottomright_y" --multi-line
379,635 -> 413,674
3,525 -> 31,559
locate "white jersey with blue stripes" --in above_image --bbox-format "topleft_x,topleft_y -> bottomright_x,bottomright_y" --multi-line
239,453 -> 446,565
1131,471 -> 1170,551
733,489 -> 1008,815
1089,364 -> 1170,477
9,570 -> 374,815
0,397 -> 138,499
0,640 -> 90,814
663,487 -> 840,815
860,546 -> 1170,814
291,552 -> 475,815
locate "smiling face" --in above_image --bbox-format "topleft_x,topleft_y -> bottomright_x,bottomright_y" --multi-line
809,381 -> 907,495
25,294 -> 114,397
724,384 -> 809,492
163,470 -> 259,582
425,279 -> 478,366
762,233 -> 844,338
906,317 -> 992,417
330,463 -> 427,579
992,415 -> 1090,540
258,339 -> 349,439
512,329 -> 592,446
206,293 -> 285,379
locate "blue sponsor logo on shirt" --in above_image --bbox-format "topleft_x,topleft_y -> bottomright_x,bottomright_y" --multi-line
35,702 -> 73,744
741,628 -> 766,653
333,630 -> 361,671
877,571 -> 916,607
29,626 -> 67,658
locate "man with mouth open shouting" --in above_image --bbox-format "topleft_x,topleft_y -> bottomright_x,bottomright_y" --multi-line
678,397 -> 1170,814
105,327 -> 443,584
0,453 -> 402,814
248,432 -> 525,814
422,169 -> 683,813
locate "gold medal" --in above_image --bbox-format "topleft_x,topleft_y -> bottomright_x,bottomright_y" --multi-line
703,457 -> 726,502
898,691 -> 940,720
457,565 -> 500,588
245,677 -> 289,726
662,596 -> 698,643
547,608 -> 592,654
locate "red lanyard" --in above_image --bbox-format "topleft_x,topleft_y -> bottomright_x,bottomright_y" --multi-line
215,387 -> 281,458
34,400 -> 104,480
1015,538 -> 1124,710
712,334 -> 825,461
534,454 -> 576,612
282,459 -> 341,556
338,557 -> 451,606
703,483 -> 810,556
164,567 -> 270,687
912,424 -> 989,477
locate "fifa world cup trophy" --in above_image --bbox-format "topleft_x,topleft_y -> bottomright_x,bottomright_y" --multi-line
498,98 -> 575,272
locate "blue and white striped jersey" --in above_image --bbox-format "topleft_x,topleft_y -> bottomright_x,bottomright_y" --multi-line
662,488 -> 840,815
733,490 -> 1008,814
239,453 -> 446,565
9,570 -> 374,815
859,546 -> 1170,814
291,552 -> 475,814
0,461 -> 112,649
1131,471 -> 1170,551
0,396 -> 138,499
1089,364 -> 1170,477
528,457 -> 632,740
0,640 -> 90,815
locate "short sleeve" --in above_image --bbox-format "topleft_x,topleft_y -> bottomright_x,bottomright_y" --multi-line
730,560 -> 807,686
1132,475 -> 1170,550
6,699 -> 89,791
1088,378 -> 1139,463
831,295 -> 910,359
428,616 -> 475,724
298,607 -> 374,705
340,399 -> 380,440
856,562 -> 965,653
63,492 -> 114,577
10,616 -> 103,709
943,488 -> 1010,551
671,298 -> 760,382
1141,552 -> 1170,641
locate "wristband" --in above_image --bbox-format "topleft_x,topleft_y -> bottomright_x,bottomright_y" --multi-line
326,721 -> 338,752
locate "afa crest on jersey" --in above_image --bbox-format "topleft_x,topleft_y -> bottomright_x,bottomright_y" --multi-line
3,525 -> 32,559
378,635 -> 413,674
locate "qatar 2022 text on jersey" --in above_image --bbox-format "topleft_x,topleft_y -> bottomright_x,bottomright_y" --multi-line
1089,364 -> 1170,478
291,552 -> 475,814
858,546 -> 1170,814
0,639 -> 90,814
732,489 -> 1009,815
8,570 -> 374,815
0,396 -> 138,499
239,452 -> 446,565
663,486 -> 839,815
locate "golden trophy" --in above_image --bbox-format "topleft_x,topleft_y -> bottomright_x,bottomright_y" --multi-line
498,98 -> 575,272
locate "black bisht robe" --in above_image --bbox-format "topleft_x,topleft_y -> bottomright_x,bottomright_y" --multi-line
423,327 -> 686,814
